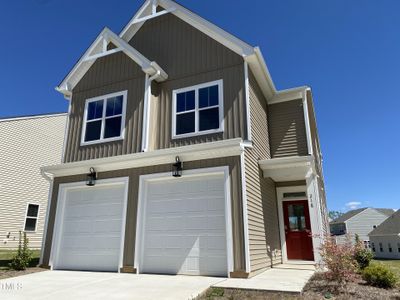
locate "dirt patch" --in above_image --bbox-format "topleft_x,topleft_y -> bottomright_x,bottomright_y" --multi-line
197,273 -> 400,300
0,267 -> 46,280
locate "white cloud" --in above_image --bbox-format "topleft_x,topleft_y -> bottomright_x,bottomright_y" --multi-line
345,201 -> 362,210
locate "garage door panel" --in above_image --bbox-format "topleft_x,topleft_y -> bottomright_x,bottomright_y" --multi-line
54,182 -> 126,272
141,174 -> 228,276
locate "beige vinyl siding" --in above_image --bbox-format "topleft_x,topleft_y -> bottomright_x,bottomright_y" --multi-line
130,13 -> 247,150
42,156 -> 247,273
245,70 -> 282,276
346,208 -> 391,242
0,114 -> 66,249
63,52 -> 145,163
268,99 -> 308,158
370,236 -> 400,259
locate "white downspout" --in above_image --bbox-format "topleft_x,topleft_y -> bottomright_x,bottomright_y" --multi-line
141,70 -> 161,152
39,169 -> 53,266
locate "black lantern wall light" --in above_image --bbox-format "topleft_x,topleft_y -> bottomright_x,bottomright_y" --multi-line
172,156 -> 182,177
86,167 -> 97,186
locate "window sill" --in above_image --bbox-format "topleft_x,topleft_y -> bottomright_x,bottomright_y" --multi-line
172,128 -> 223,140
81,136 -> 124,146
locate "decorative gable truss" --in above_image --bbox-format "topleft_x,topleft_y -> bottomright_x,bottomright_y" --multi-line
56,27 -> 168,98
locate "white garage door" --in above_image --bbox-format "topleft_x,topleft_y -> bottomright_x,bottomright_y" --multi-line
139,173 -> 228,277
53,181 -> 127,272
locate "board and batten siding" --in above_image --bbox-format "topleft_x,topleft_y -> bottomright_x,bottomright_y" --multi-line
63,52 -> 146,163
268,99 -> 308,158
42,156 -> 247,273
245,70 -> 282,276
63,13 -> 247,163
346,208 -> 392,241
0,114 -> 66,249
130,13 -> 247,150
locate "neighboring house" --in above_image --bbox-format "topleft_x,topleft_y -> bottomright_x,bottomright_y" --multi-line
39,0 -> 328,278
330,208 -> 394,247
0,113 -> 67,249
369,210 -> 400,259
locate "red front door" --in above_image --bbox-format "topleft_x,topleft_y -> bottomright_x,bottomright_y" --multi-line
283,200 -> 314,261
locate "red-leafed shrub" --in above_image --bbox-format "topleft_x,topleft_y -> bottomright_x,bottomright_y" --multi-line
319,235 -> 358,286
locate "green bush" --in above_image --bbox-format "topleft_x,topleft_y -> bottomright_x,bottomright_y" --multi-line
362,264 -> 398,289
9,231 -> 33,271
354,248 -> 374,270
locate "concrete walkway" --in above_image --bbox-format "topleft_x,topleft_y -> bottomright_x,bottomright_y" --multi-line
0,267 -> 315,299
0,271 -> 225,300
213,267 -> 315,293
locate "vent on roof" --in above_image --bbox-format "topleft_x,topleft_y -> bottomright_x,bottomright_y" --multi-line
283,192 -> 306,198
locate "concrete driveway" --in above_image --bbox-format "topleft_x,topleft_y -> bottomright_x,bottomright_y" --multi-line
0,270 -> 225,300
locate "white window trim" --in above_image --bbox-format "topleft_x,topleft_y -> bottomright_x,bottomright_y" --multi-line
134,166 -> 234,277
172,79 -> 224,139
81,90 -> 128,146
23,203 -> 40,233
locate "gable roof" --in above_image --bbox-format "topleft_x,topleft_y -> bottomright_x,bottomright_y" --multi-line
369,209 -> 400,236
119,0 -> 277,100
330,207 -> 395,224
57,0 -> 309,102
57,27 -> 167,98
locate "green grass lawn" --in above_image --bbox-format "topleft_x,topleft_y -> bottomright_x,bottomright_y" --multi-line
373,259 -> 400,278
0,249 -> 41,269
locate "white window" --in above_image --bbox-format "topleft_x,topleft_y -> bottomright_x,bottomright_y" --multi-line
81,91 -> 127,145
172,80 -> 223,138
24,204 -> 39,232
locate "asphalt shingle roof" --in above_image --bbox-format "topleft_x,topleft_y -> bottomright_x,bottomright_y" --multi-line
330,208 -> 395,224
369,209 -> 400,236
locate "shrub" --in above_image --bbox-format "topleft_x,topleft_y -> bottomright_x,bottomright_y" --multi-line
354,239 -> 374,270
319,235 -> 358,286
362,264 -> 398,289
9,231 -> 33,271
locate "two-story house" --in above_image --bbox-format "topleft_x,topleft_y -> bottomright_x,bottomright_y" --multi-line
39,0 -> 328,278
0,113 -> 66,249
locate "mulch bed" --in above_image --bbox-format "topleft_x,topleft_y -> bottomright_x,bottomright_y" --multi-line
301,272 -> 400,300
197,273 -> 400,300
0,267 -> 46,280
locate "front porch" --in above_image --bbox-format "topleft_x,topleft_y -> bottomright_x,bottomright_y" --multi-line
259,155 -> 326,265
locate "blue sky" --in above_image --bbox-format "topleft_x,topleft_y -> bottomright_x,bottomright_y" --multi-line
1,0 -> 399,212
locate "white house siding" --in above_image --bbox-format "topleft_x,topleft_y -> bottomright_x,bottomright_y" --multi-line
0,114 -> 66,249
345,208 -> 391,242
370,235 -> 400,259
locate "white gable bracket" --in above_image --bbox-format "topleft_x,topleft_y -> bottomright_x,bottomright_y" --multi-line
132,7 -> 176,25
83,47 -> 123,62
57,27 -> 168,98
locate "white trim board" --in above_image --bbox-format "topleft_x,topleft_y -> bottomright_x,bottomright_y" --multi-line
134,166 -> 234,277
42,138 -> 245,177
48,177 -> 129,272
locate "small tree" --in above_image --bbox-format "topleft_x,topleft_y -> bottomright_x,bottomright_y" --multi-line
319,235 -> 358,288
9,231 -> 33,270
